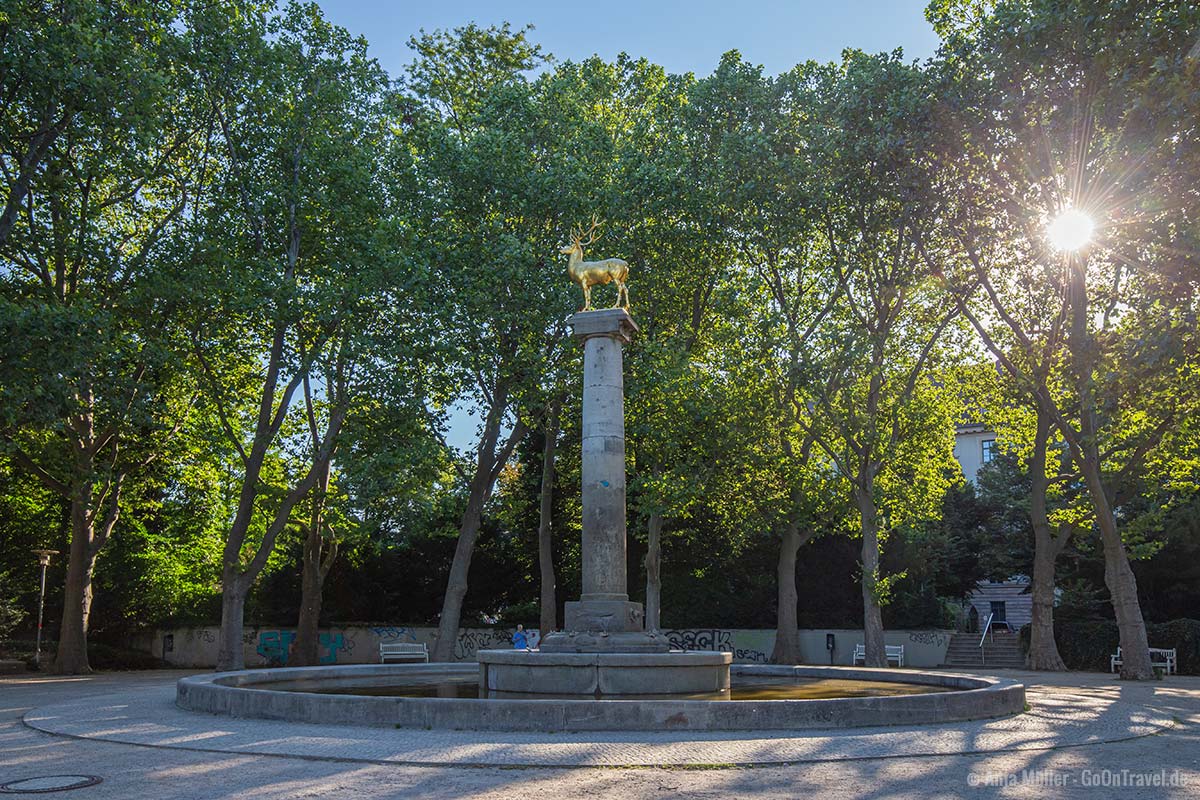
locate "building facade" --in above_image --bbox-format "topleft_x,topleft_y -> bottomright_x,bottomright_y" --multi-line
953,422 -> 998,484
953,423 -> 1032,635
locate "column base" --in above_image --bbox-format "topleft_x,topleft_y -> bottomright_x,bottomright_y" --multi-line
540,598 -> 669,652
566,599 -> 644,632
538,629 -> 671,653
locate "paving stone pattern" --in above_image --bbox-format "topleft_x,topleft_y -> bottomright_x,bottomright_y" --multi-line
3,670 -> 1199,799
21,678 -> 1173,767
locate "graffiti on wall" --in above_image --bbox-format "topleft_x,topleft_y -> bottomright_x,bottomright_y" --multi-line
663,629 -> 770,664
907,631 -> 950,648
665,628 -> 731,652
254,630 -> 352,666
371,626 -> 418,642
731,645 -> 770,663
154,623 -> 825,666
257,630 -> 295,665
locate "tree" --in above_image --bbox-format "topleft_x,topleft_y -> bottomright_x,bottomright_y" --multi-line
401,24 -> 577,661
565,54 -> 712,632
797,51 -> 961,667
407,28 -> 724,655
289,350 -> 348,666
929,0 -> 1200,678
964,363 -> 1083,670
668,53 -> 841,663
186,2 -> 392,671
0,569 -> 25,644
0,1 -> 218,672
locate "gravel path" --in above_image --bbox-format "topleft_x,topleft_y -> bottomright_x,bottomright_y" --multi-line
2,669 -> 1198,798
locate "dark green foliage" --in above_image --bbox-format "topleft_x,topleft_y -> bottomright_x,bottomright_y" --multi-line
0,638 -> 165,670
1023,619 -> 1200,676
0,0 -> 1198,659
85,642 -> 166,671
0,576 -> 24,642
1127,495 -> 1200,624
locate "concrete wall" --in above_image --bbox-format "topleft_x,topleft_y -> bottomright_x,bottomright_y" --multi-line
136,626 -> 955,669
658,629 -> 954,667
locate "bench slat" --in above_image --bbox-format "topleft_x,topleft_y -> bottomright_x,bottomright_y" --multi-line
852,643 -> 904,667
1111,646 -> 1177,674
379,642 -> 429,663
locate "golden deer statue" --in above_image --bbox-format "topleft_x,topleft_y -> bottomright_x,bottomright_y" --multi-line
561,217 -> 629,312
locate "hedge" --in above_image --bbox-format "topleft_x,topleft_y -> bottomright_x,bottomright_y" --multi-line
1021,618 -> 1200,675
0,639 -> 164,671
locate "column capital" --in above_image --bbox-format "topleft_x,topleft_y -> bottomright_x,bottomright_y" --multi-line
569,308 -> 638,345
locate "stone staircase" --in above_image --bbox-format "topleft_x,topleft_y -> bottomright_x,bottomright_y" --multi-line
943,630 -> 1025,669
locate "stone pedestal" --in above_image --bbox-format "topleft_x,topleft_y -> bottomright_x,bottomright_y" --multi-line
540,308 -> 667,654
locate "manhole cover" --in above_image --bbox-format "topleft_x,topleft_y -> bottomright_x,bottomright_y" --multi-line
0,775 -> 102,793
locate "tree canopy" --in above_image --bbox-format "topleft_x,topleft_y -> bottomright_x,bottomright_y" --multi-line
1,0 -> 1197,678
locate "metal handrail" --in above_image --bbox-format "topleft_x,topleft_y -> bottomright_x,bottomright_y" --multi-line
979,612 -> 995,649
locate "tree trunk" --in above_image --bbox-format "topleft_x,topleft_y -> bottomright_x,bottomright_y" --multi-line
770,522 -> 803,664
1027,530 -> 1067,671
1082,461 -> 1154,679
52,495 -> 97,674
216,578 -> 247,672
1026,406 -> 1068,671
292,452 -> 336,668
291,524 -> 326,667
644,511 -> 663,632
52,449 -> 121,676
538,404 -> 560,637
431,404 -> 526,663
213,388 -> 347,672
431,490 -> 488,662
1065,255 -> 1153,680
0,113 -> 67,247
855,486 -> 886,668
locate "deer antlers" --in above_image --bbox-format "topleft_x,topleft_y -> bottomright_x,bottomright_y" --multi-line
570,215 -> 601,247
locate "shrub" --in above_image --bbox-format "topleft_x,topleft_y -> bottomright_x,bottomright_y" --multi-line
86,642 -> 165,671
1147,619 -> 1200,676
0,574 -> 25,644
1045,618 -> 1200,675
494,600 -> 539,627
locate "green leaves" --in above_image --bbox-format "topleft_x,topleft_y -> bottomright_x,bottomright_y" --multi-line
0,0 -> 1196,644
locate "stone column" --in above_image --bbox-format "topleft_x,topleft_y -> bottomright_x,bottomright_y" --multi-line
578,312 -> 632,601
540,308 -> 668,653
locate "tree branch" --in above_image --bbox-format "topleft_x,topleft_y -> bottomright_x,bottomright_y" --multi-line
5,443 -> 70,496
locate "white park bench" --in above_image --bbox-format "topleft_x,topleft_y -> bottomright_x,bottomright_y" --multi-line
379,642 -> 429,663
853,643 -> 904,667
1110,647 -> 1176,675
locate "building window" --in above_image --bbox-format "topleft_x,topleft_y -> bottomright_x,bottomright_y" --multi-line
981,439 -> 997,463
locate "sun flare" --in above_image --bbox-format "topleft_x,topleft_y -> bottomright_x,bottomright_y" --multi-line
1047,208 -> 1095,252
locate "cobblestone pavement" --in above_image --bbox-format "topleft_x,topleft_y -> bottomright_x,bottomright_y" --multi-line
2,669 -> 1199,798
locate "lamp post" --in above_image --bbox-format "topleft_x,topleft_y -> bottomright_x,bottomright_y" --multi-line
32,549 -> 59,669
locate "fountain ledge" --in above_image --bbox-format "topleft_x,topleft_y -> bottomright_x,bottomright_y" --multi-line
175,663 -> 1025,732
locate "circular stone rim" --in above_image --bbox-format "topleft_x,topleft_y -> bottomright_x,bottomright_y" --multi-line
0,775 -> 103,794
176,662 -> 1024,732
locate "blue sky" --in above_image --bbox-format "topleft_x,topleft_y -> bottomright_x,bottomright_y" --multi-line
314,1 -> 943,450
316,0 -> 942,79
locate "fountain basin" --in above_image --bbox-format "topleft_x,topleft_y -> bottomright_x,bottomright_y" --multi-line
176,662 -> 1024,732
